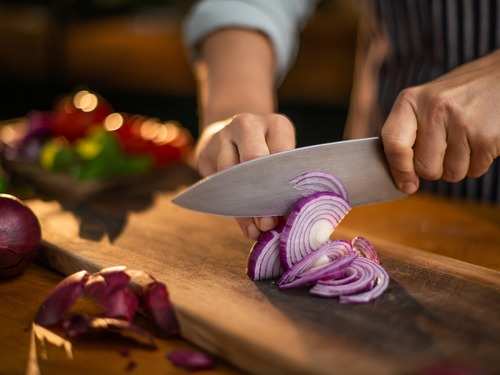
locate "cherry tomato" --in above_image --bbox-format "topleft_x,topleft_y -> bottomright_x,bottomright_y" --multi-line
51,91 -> 112,142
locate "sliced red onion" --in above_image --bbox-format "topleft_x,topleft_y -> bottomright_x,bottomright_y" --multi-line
290,171 -> 349,203
84,266 -> 138,321
280,192 -> 351,269
351,236 -> 380,264
167,350 -> 215,371
310,257 -> 389,303
278,241 -> 355,289
247,228 -> 283,281
35,270 -> 89,326
142,281 -> 179,337
102,287 -> 139,321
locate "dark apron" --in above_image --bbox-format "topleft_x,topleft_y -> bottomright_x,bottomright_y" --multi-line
344,0 -> 499,203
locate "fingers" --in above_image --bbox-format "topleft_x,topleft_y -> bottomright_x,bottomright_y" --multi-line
255,217 -> 278,231
216,139 -> 239,171
381,90 -> 419,194
413,97 -> 448,181
231,114 -> 270,162
442,124 -> 470,182
468,135 -> 495,177
266,114 -> 296,153
235,218 -> 260,240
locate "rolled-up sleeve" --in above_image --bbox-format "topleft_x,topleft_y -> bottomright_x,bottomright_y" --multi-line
183,0 -> 317,81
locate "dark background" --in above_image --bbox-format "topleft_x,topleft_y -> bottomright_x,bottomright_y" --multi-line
0,0 -> 359,147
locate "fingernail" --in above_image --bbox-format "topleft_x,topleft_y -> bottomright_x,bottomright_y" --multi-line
257,217 -> 276,231
247,223 -> 260,240
400,182 -> 418,194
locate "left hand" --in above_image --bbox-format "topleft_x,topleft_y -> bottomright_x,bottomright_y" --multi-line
381,50 -> 500,194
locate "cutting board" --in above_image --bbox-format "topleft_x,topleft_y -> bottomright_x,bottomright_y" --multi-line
28,165 -> 500,375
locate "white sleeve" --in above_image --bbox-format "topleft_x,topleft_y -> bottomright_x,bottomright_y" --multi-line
183,0 -> 318,81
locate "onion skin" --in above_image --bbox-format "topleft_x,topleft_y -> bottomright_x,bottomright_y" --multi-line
167,350 -> 215,371
0,194 -> 42,278
280,192 -> 351,270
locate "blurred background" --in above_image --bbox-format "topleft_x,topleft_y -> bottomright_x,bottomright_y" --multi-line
0,0 -> 358,145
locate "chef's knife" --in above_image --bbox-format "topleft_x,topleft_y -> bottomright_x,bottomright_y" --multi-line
172,137 -> 405,217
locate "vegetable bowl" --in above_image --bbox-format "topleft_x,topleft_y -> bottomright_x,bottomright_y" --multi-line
0,90 -> 193,200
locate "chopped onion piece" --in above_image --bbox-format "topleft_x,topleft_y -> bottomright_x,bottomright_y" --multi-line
167,349 -> 215,371
351,236 -> 380,264
280,192 -> 351,269
35,270 -> 89,326
279,241 -> 355,289
310,257 -> 389,303
247,227 -> 283,281
290,171 -> 349,203
142,281 -> 179,337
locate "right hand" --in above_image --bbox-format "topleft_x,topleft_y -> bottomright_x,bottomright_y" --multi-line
195,113 -> 296,240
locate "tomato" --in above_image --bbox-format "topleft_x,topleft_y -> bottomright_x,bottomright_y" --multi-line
51,91 -> 112,142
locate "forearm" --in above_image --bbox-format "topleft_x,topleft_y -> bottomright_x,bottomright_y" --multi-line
194,29 -> 277,129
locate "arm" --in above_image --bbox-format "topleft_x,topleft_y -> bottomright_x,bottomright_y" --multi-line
193,29 -> 295,239
184,1 -> 316,238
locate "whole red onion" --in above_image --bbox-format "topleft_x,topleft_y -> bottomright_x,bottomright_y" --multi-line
0,194 -> 41,278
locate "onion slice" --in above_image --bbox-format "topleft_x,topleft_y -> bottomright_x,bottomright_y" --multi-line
310,257 -> 389,303
280,192 -> 351,269
279,240 -> 355,289
351,236 -> 380,264
290,171 -> 349,203
247,227 -> 283,281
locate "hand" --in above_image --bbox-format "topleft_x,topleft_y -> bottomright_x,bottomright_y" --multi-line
381,51 -> 500,194
195,113 -> 296,239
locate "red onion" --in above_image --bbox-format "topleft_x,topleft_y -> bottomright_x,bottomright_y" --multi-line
310,257 -> 389,303
35,270 -> 90,326
35,267 -> 178,338
280,192 -> 351,269
351,236 -> 380,264
0,194 -> 42,278
167,349 -> 215,371
279,240 -> 355,289
142,281 -> 179,337
247,227 -> 283,281
85,266 -> 138,321
290,171 -> 349,203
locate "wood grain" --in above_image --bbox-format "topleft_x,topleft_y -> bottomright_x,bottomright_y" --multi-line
25,166 -> 500,375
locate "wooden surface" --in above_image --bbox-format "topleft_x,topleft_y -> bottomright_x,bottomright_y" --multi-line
0,264 -> 238,375
23,165 -> 500,375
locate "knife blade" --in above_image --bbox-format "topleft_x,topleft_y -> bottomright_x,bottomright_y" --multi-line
172,137 -> 405,217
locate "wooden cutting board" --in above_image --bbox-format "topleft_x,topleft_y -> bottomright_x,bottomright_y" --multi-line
28,166 -> 500,375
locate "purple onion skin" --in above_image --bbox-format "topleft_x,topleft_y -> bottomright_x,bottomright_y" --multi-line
143,281 -> 179,337
167,350 -> 215,371
35,270 -> 90,326
0,194 -> 42,278
85,267 -> 137,320
103,287 -> 139,321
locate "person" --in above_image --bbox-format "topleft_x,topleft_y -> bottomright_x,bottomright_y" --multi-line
183,0 -> 500,240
